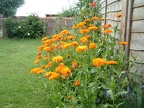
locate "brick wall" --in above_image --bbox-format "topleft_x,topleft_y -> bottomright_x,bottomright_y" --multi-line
1,16 -> 74,37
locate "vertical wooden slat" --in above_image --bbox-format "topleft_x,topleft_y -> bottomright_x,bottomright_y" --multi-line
125,0 -> 134,57
104,0 -> 107,25
120,0 -> 128,42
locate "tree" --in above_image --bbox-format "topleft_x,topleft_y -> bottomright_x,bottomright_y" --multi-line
0,0 -> 24,17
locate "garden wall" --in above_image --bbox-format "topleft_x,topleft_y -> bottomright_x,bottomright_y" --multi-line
1,16 -> 73,37
100,0 -> 144,77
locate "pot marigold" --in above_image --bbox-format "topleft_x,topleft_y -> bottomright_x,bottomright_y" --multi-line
80,37 -> 88,44
93,58 -> 106,67
72,60 -> 79,69
74,80 -> 80,86
92,17 -> 99,20
89,42 -> 97,49
80,29 -> 90,34
103,29 -> 113,34
72,41 -> 79,47
52,56 -> 63,62
75,46 -> 88,52
119,41 -> 128,45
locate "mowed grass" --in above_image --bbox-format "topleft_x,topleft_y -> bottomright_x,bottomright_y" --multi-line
0,38 -> 53,108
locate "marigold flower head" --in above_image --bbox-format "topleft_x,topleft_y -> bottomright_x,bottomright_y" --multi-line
55,63 -> 66,72
106,61 -> 117,65
80,37 -> 88,44
101,18 -> 106,20
72,41 -> 79,47
80,29 -> 90,34
93,58 -> 107,67
75,46 -> 88,52
84,18 -> 91,22
43,46 -> 52,52
38,45 -> 45,50
44,55 -> 50,61
74,80 -> 80,86
67,96 -> 71,99
119,41 -> 128,45
45,61 -> 53,68
88,26 -> 99,31
84,35 -> 91,39
60,30 -> 70,36
36,55 -> 43,59
62,43 -> 73,49
66,36 -> 75,40
92,17 -> 99,20
52,44 -> 58,49
61,67 -> 72,79
116,14 -> 122,18
89,24 -> 94,27
78,22 -> 86,27
52,56 -> 63,62
42,37 -> 48,41
49,72 -> 60,80
72,25 -> 79,29
34,59 -> 40,64
90,2 -> 96,7
103,29 -> 113,34
72,61 -> 79,69
30,68 -> 45,74
89,42 -> 97,49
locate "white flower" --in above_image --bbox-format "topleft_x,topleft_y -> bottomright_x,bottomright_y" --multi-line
27,33 -> 30,35
18,26 -> 21,28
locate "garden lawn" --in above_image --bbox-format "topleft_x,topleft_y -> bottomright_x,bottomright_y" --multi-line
0,38 -> 53,108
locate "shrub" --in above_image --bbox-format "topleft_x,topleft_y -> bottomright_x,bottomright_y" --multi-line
4,14 -> 44,38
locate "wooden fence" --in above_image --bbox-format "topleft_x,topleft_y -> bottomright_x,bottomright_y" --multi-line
100,0 -> 144,77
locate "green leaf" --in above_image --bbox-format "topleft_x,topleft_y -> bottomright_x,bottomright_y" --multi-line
116,102 -> 125,108
104,103 -> 113,108
115,91 -> 128,97
107,90 -> 114,101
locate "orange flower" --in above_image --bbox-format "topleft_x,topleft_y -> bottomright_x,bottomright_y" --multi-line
60,30 -> 70,35
55,63 -> 66,72
101,18 -> 106,20
78,22 -> 86,27
103,29 -> 113,34
90,2 -> 96,7
45,61 -> 53,68
72,61 -> 79,69
119,42 -> 128,45
52,56 -> 63,62
84,18 -> 91,22
36,55 -> 43,59
45,72 -> 60,80
80,29 -> 90,34
75,46 -> 88,52
116,14 -> 122,18
88,26 -> 99,31
106,61 -> 117,65
30,68 -> 45,74
42,37 -> 48,41
80,37 -> 88,44
66,36 -> 75,40
52,44 -> 58,49
93,58 -> 106,67
67,96 -> 71,99
89,42 -> 96,49
72,41 -> 79,47
44,55 -> 50,60
62,43 -> 73,49
43,46 -> 52,52
38,45 -> 45,50
34,59 -> 40,64
61,67 -> 72,79
72,25 -> 79,29
92,17 -> 99,20
74,80 -> 80,86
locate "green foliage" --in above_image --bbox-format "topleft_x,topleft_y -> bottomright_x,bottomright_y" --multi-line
4,14 -> 44,39
0,0 -> 24,17
58,6 -> 78,17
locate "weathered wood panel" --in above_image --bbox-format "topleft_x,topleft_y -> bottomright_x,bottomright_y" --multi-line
129,50 -> 144,63
132,7 -> 144,20
131,20 -> 144,32
107,0 -> 119,5
130,33 -> 144,50
107,1 -> 122,12
100,7 -> 106,15
133,0 -> 144,8
129,63 -> 144,77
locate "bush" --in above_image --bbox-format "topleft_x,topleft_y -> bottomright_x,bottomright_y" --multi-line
4,14 -> 44,38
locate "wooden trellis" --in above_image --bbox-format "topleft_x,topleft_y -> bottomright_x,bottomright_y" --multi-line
99,0 -> 144,76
